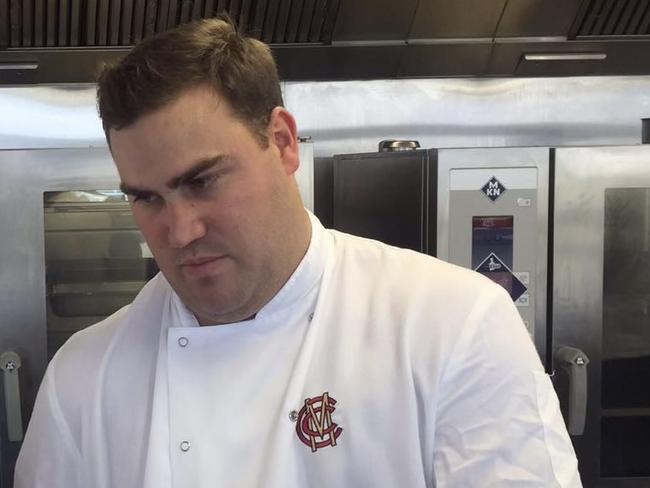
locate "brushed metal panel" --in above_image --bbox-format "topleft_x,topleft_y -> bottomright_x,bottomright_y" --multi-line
215,0 -> 228,16
273,0 -> 292,43
70,0 -> 81,45
615,0 -> 643,35
399,42 -> 492,77
121,0 -> 135,45
628,0 -> 650,34
283,77 -> 650,158
191,0 -> 203,20
155,0 -> 169,32
22,0 -> 33,46
3,77 -> 650,153
0,1 -> 8,48
132,0 -> 146,41
58,0 -> 69,46
229,0 -> 242,25
239,0 -> 252,31
437,147 -> 550,360
309,0 -> 328,42
0,86 -> 106,149
0,147 -> 119,487
167,0 -> 180,28
489,39 -> 650,77
97,0 -> 110,45
144,0 -> 158,36
204,0 -> 216,17
262,0 -> 279,43
410,0 -> 506,39
320,0 -> 339,41
495,0 -> 582,37
10,0 -> 21,47
250,0 -> 267,39
85,0 -> 98,45
593,0 -> 615,34
297,0 -> 316,43
108,0 -> 122,45
273,44 -> 404,80
553,145 -> 650,487
333,0 -> 417,41
285,0 -> 303,43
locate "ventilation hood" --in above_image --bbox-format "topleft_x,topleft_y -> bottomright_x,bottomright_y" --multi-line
1,0 -> 650,84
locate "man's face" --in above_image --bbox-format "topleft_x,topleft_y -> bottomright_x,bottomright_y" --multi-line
109,85 -> 308,324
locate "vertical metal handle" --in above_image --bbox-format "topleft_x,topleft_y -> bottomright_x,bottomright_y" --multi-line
554,346 -> 590,436
0,351 -> 23,442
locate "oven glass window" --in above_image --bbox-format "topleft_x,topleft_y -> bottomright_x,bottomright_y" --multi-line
601,188 -> 650,477
44,191 -> 158,360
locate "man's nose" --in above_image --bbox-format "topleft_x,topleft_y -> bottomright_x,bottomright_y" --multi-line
166,199 -> 207,248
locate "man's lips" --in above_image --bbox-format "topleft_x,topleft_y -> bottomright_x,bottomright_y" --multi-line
180,256 -> 223,267
179,255 -> 227,278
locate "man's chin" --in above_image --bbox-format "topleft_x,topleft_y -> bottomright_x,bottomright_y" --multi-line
182,290 -> 252,325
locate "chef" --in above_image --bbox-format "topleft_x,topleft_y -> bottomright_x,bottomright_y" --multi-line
15,17 -> 582,488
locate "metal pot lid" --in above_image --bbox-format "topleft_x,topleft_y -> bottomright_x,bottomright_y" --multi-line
378,140 -> 421,152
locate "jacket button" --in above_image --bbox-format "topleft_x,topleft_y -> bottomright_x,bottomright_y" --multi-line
178,337 -> 189,348
180,440 -> 191,452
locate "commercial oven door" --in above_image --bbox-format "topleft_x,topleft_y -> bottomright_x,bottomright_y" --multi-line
553,145 -> 650,487
0,147 -> 123,487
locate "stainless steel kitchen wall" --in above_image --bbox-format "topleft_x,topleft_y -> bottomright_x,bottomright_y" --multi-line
2,76 -> 650,151
0,86 -> 104,148
288,76 -> 650,155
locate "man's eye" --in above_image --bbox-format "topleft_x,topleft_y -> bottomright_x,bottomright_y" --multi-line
132,193 -> 159,204
188,174 -> 216,191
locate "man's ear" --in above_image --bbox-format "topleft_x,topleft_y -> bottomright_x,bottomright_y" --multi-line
268,106 -> 300,175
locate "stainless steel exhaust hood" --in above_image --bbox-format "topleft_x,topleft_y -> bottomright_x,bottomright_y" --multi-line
1,0 -> 650,84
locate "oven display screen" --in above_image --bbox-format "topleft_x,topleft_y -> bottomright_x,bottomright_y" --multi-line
472,216 -> 525,301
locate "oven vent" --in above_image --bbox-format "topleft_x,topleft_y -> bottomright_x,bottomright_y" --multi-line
573,0 -> 650,37
0,0 -> 341,49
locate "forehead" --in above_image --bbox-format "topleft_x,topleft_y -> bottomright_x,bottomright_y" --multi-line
108,86 -> 248,180
114,85 -> 232,140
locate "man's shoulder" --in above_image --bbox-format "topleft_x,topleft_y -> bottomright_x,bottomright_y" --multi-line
47,273 -> 168,392
327,229 -> 498,300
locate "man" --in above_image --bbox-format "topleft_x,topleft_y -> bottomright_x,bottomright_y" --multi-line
15,18 -> 582,488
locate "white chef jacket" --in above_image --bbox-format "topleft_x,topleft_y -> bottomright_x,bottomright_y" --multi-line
15,213 -> 582,487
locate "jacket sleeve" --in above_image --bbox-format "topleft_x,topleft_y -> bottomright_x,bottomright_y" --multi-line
431,285 -> 583,487
14,363 -> 81,488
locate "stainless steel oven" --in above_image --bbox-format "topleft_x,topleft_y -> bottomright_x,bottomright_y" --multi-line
553,145 -> 650,487
333,146 -> 550,360
0,147 -> 121,486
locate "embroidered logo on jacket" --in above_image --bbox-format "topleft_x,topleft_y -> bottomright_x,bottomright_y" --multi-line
295,392 -> 343,452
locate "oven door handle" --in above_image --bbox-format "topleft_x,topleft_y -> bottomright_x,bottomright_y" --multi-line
1,351 -> 24,442
554,346 -> 590,436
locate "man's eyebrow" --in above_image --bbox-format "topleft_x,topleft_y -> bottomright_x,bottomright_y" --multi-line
119,155 -> 231,196
167,155 -> 231,190
119,182 -> 148,197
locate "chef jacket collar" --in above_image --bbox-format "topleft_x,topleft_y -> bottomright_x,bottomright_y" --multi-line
168,210 -> 327,328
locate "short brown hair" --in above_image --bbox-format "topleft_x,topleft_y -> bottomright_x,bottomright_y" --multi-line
97,18 -> 283,147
